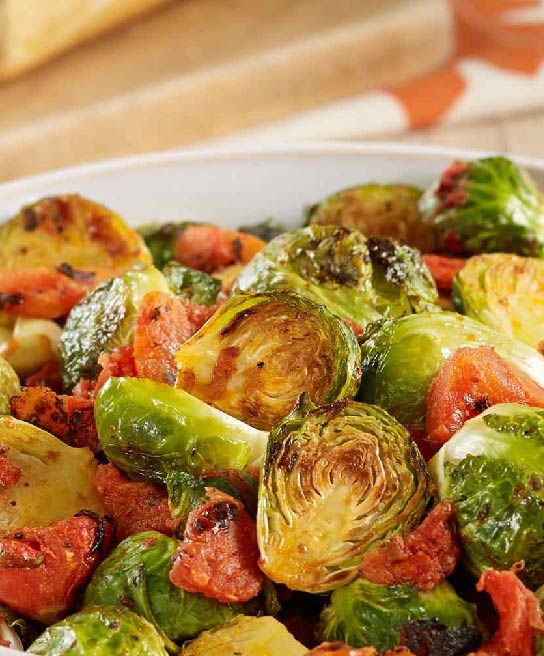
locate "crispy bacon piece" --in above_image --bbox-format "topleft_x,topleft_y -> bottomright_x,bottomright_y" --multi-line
306,645 -> 414,656
422,255 -> 467,291
10,386 -> 99,452
425,346 -> 544,458
174,225 -> 265,273
359,501 -> 459,591
169,489 -> 263,603
469,570 -> 544,656
24,359 -> 63,392
92,464 -> 178,542
0,266 -> 115,319
0,447 -> 21,489
0,512 -> 113,624
73,345 -> 137,400
133,291 -> 194,384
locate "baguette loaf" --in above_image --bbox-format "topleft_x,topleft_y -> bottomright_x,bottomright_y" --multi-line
0,0 -> 172,81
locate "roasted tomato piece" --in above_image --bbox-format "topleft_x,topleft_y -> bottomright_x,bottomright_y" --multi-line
169,489 -> 263,603
359,500 -> 459,591
201,468 -> 258,516
306,645 -> 414,656
10,386 -> 99,452
174,225 -> 265,273
0,512 -> 113,624
422,255 -> 467,291
133,291 -> 194,384
73,345 -> 137,400
0,266 -> 114,319
92,464 -> 178,542
425,346 -> 544,458
471,569 -> 543,656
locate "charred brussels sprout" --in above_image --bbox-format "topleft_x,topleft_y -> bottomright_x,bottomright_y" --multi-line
138,222 -> 191,270
29,606 -> 168,655
0,194 -> 150,270
95,377 -> 268,481
308,183 -> 437,252
236,225 -> 437,331
181,616 -> 307,656
429,403 -> 544,588
359,312 -> 544,432
176,290 -> 361,430
452,253 -> 544,349
257,397 -> 433,593
319,579 -> 478,651
60,264 -> 169,390
162,261 -> 221,305
0,354 -> 19,414
0,416 -> 103,536
84,532 -> 246,644
420,157 -> 544,256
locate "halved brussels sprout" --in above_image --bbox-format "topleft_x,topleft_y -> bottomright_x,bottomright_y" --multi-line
29,606 -> 168,655
452,253 -> 544,349
420,157 -> 544,256
0,354 -> 19,414
175,290 -> 361,430
319,578 -> 478,651
0,416 -> 103,536
236,225 -> 438,331
84,531 -> 247,644
0,194 -> 150,270
429,403 -> 544,588
162,261 -> 221,306
308,183 -> 437,253
59,264 -> 169,390
359,312 -> 544,432
95,377 -> 268,482
0,316 -> 61,378
181,616 -> 307,656
138,222 -> 192,270
257,397 -> 433,593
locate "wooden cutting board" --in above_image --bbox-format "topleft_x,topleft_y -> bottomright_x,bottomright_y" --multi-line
0,0 -> 453,183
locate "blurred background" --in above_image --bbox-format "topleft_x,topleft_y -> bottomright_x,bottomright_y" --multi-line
0,0 -> 543,182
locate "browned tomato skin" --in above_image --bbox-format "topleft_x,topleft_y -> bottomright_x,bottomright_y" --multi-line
10,386 -> 99,452
92,464 -> 178,542
174,225 -> 265,273
468,570 -> 544,656
359,500 -> 459,591
424,346 -> 544,458
306,644 -> 414,656
422,254 -> 467,291
0,513 -> 113,624
169,489 -> 263,603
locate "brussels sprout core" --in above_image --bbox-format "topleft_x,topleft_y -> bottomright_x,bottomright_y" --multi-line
258,398 -> 433,593
176,290 -> 362,430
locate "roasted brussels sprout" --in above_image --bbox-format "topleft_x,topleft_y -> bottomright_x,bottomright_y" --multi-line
238,218 -> 287,243
84,531 -> 246,644
359,312 -> 544,432
0,416 -> 103,536
162,261 -> 221,305
0,194 -> 150,270
257,397 -> 433,593
308,183 -> 437,252
0,604 -> 38,650
0,354 -> 19,414
29,606 -> 168,655
138,222 -> 191,270
319,578 -> 478,651
59,264 -> 169,390
181,616 -> 307,656
429,403 -> 544,588
420,157 -> 544,256
236,225 -> 438,331
176,290 -> 362,430
95,377 -> 268,481
165,471 -> 206,528
0,316 -> 61,378
452,253 -> 544,349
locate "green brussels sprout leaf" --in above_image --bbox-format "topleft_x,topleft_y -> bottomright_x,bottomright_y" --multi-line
162,262 -> 221,306
165,471 -> 206,530
138,222 -> 192,270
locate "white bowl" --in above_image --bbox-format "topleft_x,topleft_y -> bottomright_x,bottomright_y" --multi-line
1,142 -> 543,656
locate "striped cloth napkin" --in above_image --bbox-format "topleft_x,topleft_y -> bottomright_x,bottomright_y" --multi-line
219,0 -> 544,142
